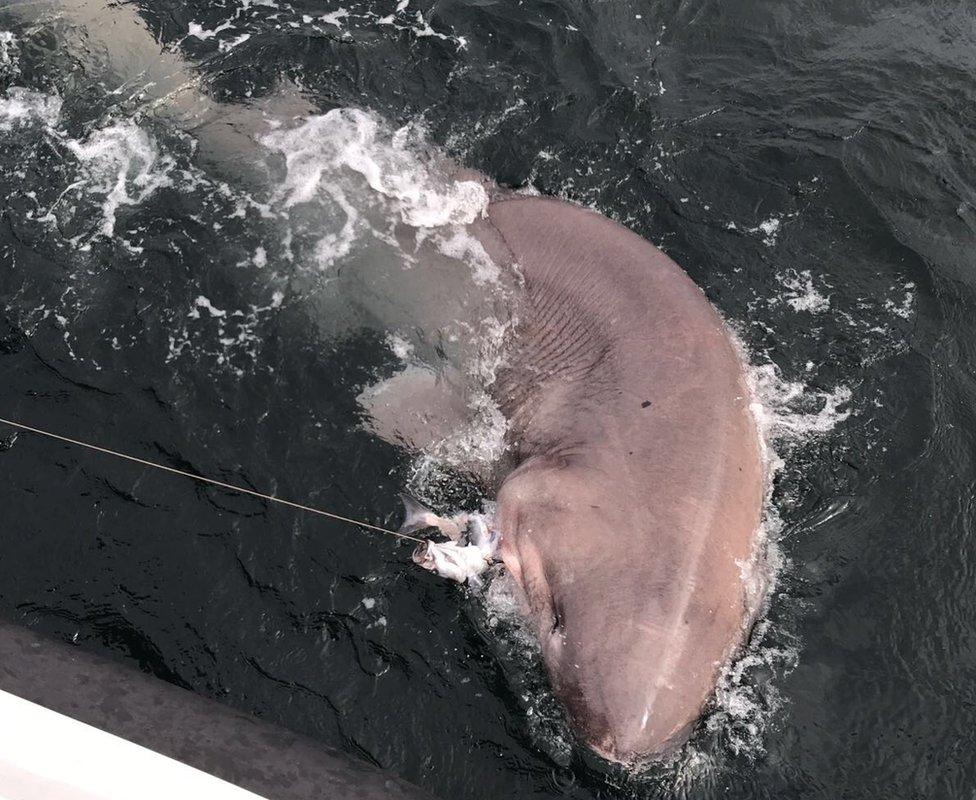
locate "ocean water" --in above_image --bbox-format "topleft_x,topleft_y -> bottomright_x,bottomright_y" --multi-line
0,0 -> 966,797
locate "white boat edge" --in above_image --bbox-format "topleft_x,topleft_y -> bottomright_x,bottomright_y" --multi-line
0,689 -> 270,800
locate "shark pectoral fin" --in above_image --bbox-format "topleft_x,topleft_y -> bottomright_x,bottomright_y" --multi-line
357,364 -> 471,453
399,494 -> 440,536
399,494 -> 467,541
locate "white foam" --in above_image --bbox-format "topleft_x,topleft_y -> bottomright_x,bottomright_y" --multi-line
0,87 -> 62,132
386,332 -> 414,362
748,361 -> 852,446
259,108 -> 514,474
748,216 -> 781,246
320,8 -> 349,27
426,229 -> 502,286
65,121 -> 174,237
0,31 -> 19,76
219,32 -> 251,52
777,269 -> 831,313
187,20 -> 234,40
170,294 -> 277,377
885,281 -> 916,319
692,338 -> 852,763
261,109 -> 487,228
189,296 -> 227,319
309,184 -> 358,268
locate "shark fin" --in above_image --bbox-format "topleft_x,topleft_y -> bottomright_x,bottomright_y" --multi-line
399,494 -> 440,536
358,364 -> 471,453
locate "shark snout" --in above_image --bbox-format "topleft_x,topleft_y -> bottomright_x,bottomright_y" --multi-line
544,617 -> 697,764
582,696 -> 693,764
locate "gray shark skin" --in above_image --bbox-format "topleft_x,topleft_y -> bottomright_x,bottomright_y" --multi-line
476,196 -> 765,762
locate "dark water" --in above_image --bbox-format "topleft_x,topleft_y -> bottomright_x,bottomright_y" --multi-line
0,0 -> 969,797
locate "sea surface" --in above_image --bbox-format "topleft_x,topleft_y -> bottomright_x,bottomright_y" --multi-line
0,0 -> 969,798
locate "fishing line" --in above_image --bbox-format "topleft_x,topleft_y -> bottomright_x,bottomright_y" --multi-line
0,417 -> 424,544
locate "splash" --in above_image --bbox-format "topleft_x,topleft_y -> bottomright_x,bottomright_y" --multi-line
0,86 -> 61,131
685,340 -> 852,766
178,0 -> 468,54
260,109 -> 514,480
885,281 -> 916,320
261,109 -> 487,227
64,121 -> 176,239
0,31 -> 18,78
777,269 -> 831,314
749,362 -> 852,443
751,217 -> 781,247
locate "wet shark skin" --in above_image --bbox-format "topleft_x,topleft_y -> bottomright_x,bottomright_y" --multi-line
484,196 -> 765,762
